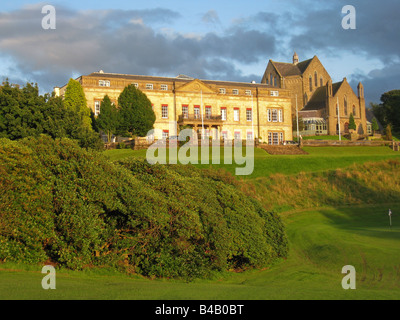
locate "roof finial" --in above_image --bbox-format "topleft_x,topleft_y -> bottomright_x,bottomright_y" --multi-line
293,52 -> 299,65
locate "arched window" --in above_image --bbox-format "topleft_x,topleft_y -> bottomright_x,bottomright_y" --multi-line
309,76 -> 313,92
352,105 -> 356,116
304,93 -> 308,105
320,77 -> 323,87
344,96 -> 348,116
314,71 -> 318,87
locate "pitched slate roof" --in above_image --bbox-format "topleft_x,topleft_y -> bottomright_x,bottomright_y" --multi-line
270,58 -> 313,77
302,80 -> 345,111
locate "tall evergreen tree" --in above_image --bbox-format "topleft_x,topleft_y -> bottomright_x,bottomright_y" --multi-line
371,117 -> 379,134
117,84 -> 155,137
63,78 -> 92,130
348,113 -> 356,130
95,95 -> 119,143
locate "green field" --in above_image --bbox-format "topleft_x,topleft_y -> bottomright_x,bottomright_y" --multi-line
1,145 -> 400,300
1,204 -> 399,300
104,145 -> 400,178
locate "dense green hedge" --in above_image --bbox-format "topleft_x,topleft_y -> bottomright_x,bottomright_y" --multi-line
0,135 -> 288,279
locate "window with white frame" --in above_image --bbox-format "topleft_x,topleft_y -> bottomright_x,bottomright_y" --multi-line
160,84 -> 168,91
161,105 -> 168,119
245,90 -> 252,96
94,100 -> 101,116
146,83 -> 153,90
221,131 -> 228,140
270,90 -> 279,97
268,132 -> 283,145
205,106 -> 212,119
267,108 -> 283,123
234,131 -> 241,140
232,89 -> 239,95
162,130 -> 169,140
247,132 -> 253,140
182,105 -> 188,119
272,109 -> 278,122
246,108 -> 252,121
221,108 -> 227,121
194,106 -> 200,119
219,88 -> 226,94
133,83 -> 139,88
99,80 -> 110,87
234,108 -> 239,121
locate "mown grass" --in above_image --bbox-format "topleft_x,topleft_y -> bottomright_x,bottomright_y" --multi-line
105,145 -> 400,179
1,205 -> 399,300
2,147 -> 400,300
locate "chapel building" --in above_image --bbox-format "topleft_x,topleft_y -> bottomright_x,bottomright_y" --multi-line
261,53 -> 367,136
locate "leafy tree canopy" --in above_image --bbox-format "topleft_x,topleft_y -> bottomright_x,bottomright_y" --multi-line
64,78 -> 92,130
117,84 -> 155,137
95,95 -> 119,143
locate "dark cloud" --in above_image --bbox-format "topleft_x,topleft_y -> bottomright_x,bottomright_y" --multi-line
0,4 -> 277,93
1,0 -> 398,105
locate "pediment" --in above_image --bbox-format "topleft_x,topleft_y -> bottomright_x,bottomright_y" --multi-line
175,79 -> 216,94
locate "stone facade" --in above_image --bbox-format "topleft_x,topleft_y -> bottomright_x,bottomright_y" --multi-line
55,72 -> 293,144
261,53 -> 367,137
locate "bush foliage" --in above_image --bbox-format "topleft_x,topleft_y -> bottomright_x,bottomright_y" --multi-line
0,136 -> 288,279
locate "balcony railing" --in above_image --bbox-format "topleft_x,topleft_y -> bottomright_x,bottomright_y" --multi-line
178,114 -> 222,123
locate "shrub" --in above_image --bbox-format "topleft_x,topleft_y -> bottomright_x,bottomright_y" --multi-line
0,136 -> 288,279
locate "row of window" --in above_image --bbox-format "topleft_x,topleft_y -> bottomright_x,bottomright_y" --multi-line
335,99 -> 359,117
97,80 -> 279,97
309,72 -> 324,92
163,105 -> 284,123
159,129 -> 256,141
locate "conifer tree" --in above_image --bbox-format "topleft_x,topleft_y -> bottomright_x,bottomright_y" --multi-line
64,78 -> 92,130
95,95 -> 119,143
117,84 -> 155,137
348,113 -> 356,130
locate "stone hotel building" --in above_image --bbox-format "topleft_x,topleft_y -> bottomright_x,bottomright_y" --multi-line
54,72 -> 293,144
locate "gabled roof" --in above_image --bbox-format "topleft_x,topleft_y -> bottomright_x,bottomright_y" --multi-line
302,79 -> 349,111
302,86 -> 327,111
270,57 -> 314,77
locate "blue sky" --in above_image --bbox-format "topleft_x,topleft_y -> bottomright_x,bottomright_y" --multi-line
1,0 -> 399,105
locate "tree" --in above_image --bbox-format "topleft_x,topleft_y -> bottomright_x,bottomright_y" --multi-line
95,95 -> 120,143
371,90 -> 400,132
117,84 -> 155,137
0,81 -> 103,150
385,123 -> 393,141
371,117 -> 379,134
348,113 -> 356,130
63,78 -> 92,130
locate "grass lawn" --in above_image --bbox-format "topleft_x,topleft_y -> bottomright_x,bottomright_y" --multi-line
1,204 -> 399,300
104,146 -> 400,179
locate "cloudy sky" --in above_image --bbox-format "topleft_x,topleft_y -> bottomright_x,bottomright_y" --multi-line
0,0 -> 399,106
